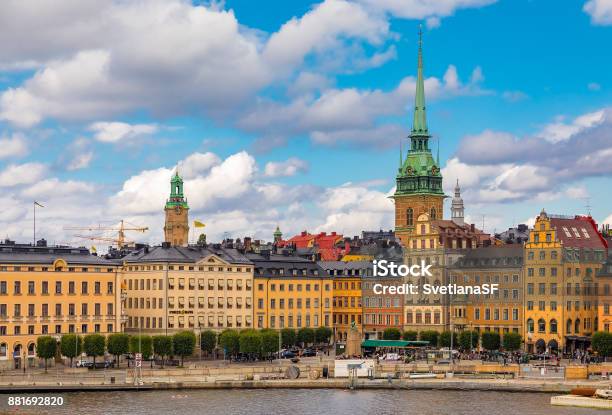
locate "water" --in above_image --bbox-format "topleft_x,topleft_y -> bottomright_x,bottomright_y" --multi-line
0,389 -> 604,415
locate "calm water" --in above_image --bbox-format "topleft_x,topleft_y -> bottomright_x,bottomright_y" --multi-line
0,389 -> 605,415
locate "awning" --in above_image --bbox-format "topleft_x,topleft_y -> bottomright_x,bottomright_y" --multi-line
361,340 -> 429,348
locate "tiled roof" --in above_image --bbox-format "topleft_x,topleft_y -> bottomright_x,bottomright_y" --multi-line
0,244 -> 118,266
550,216 -> 608,250
124,245 -> 252,264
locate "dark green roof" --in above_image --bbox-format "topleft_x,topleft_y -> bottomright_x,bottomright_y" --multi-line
361,340 -> 429,348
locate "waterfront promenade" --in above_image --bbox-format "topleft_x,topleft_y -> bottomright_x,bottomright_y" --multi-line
0,359 -> 610,394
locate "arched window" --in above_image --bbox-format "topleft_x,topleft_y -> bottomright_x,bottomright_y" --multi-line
430,208 -> 436,220
407,208 -> 413,226
527,318 -> 534,333
0,343 -> 6,357
575,319 -> 581,334
550,319 -> 557,333
566,319 -> 572,334
538,318 -> 546,333
27,343 -> 35,356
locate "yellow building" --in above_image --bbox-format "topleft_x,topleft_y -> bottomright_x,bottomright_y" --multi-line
596,255 -> 612,332
122,244 -> 254,334
251,252 -> 333,330
0,240 -> 120,369
448,246 -> 523,340
319,261 -> 368,341
523,210 -> 607,354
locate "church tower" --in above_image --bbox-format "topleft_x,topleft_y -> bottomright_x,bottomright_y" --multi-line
164,170 -> 189,246
451,179 -> 464,225
392,28 -> 445,246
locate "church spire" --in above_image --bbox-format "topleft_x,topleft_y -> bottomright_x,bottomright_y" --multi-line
451,178 -> 465,225
411,25 -> 429,139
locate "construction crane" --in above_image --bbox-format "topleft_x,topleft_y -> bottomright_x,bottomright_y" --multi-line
64,220 -> 149,249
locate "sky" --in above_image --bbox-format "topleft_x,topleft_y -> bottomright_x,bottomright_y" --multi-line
0,0 -> 611,248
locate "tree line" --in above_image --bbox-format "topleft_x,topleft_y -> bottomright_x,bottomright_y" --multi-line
34,326 -> 333,371
381,328 -> 522,351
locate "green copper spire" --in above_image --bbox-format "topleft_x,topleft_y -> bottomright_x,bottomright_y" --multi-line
411,25 -> 429,139
165,168 -> 189,209
393,27 -> 443,199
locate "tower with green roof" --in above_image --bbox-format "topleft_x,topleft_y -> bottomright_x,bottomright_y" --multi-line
164,169 -> 190,246
273,226 -> 283,242
392,28 -> 445,245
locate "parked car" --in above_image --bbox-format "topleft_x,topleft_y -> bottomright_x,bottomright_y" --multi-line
280,350 -> 296,359
76,360 -> 94,368
301,349 -> 316,357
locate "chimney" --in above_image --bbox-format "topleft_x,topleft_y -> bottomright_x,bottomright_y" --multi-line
301,231 -> 307,237
244,237 -> 252,252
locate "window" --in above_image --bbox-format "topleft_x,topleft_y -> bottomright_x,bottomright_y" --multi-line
82,281 -> 88,294
28,281 -> 35,295
55,281 -> 62,294
430,207 -> 436,220
407,208 -> 413,226
538,319 -> 545,333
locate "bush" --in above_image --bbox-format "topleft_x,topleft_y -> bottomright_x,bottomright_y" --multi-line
592,331 -> 612,357
502,332 -> 522,351
107,333 -> 129,367
383,328 -> 402,340
481,331 -> 501,351
260,330 -> 279,358
439,331 -> 458,348
83,334 -> 106,368
200,330 -> 217,355
402,331 -> 418,341
60,334 -> 82,367
458,331 -> 479,351
129,335 -> 153,360
153,335 -> 173,367
297,328 -> 315,345
239,329 -> 262,355
219,329 -> 240,358
315,327 -> 332,344
281,328 -> 297,348
173,331 -> 196,366
36,336 -> 57,372
419,330 -> 439,347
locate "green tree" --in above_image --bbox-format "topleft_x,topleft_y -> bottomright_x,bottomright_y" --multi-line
592,331 -> 612,357
315,327 -> 332,344
402,331 -> 418,341
439,331 -> 458,348
219,329 -> 240,358
129,335 -> 153,360
239,330 -> 262,355
83,334 -> 106,369
173,331 -> 197,366
281,328 -> 297,348
60,334 -> 82,368
502,332 -> 522,351
419,330 -> 439,347
383,328 -> 402,340
36,336 -> 57,373
153,335 -> 173,367
458,331 -> 479,351
200,330 -> 217,356
260,330 -> 279,358
107,333 -> 129,368
481,331 -> 501,351
297,328 -> 315,345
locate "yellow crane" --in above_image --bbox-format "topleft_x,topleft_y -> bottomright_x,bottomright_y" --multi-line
64,220 -> 149,249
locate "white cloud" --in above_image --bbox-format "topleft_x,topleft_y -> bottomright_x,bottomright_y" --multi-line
537,110 -> 605,143
426,16 -> 441,29
264,157 -> 309,177
20,178 -> 95,199
358,0 -> 497,19
502,90 -> 528,102
89,121 -> 158,143
588,82 -> 602,91
0,162 -> 47,187
584,0 -> 612,25
0,133 -> 29,159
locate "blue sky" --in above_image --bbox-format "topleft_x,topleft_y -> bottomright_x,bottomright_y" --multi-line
0,0 -> 611,246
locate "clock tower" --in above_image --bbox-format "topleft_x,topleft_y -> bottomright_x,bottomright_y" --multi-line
392,28 -> 445,246
164,170 -> 189,246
